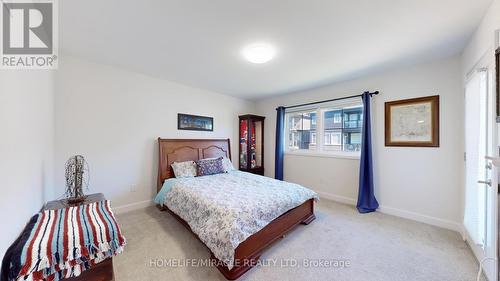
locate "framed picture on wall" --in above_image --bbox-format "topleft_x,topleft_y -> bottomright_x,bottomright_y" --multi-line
385,95 -> 439,147
177,113 -> 214,131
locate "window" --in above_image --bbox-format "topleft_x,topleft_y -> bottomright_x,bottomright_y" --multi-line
310,132 -> 316,144
333,112 -> 341,123
286,111 -> 316,150
324,131 -> 342,149
285,101 -> 363,155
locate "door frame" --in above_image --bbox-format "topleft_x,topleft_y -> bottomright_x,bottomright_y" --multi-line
464,50 -> 498,281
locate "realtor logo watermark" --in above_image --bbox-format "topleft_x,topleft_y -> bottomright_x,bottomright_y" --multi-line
1,0 -> 58,69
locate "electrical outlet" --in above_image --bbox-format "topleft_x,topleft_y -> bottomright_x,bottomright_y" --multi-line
130,184 -> 138,192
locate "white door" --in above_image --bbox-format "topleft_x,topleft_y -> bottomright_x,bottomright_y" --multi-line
464,69 -> 497,281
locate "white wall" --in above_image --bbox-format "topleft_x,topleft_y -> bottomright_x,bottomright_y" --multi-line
0,70 -> 55,259
461,0 -> 500,76
255,56 -> 464,231
54,56 -> 255,212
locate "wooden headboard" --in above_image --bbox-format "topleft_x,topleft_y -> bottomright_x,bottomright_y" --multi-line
157,138 -> 232,192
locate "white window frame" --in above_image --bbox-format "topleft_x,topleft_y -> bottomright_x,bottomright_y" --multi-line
284,102 -> 362,159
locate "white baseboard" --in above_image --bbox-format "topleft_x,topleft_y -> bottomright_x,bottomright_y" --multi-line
377,205 -> 463,235
113,199 -> 154,214
317,191 -> 463,235
317,191 -> 357,205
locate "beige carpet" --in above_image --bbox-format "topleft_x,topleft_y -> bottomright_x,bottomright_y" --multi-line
113,200 -> 482,281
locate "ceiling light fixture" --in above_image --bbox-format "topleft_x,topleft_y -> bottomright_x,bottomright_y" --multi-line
242,43 -> 276,64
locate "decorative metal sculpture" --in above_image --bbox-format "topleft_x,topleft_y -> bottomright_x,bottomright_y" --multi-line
65,155 -> 89,204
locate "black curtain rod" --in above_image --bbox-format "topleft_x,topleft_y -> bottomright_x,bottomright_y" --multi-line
281,91 -> 379,110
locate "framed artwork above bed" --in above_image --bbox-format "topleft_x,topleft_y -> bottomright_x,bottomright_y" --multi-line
178,113 -> 214,131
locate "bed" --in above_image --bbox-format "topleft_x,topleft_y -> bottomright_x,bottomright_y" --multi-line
155,138 -> 317,280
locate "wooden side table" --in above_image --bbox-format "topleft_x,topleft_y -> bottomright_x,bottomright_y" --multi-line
43,193 -> 114,281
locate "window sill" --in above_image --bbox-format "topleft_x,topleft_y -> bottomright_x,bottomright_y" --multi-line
285,150 -> 361,160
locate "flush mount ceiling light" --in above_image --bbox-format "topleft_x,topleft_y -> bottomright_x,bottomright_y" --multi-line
242,43 -> 276,64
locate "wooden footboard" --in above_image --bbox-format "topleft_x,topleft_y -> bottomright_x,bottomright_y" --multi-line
161,199 -> 315,280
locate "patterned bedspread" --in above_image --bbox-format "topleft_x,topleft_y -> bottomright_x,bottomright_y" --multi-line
154,171 -> 318,269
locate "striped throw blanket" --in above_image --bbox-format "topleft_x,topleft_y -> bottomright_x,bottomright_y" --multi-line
1,200 -> 125,281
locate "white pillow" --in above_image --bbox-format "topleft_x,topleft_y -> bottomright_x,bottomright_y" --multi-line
222,157 -> 236,172
171,160 -> 197,178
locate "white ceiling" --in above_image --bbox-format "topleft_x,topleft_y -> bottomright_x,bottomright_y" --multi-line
60,0 -> 492,100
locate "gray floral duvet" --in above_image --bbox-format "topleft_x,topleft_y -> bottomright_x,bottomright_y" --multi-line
155,171 -> 318,269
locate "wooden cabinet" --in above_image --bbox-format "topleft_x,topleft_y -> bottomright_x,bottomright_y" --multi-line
239,114 -> 265,175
